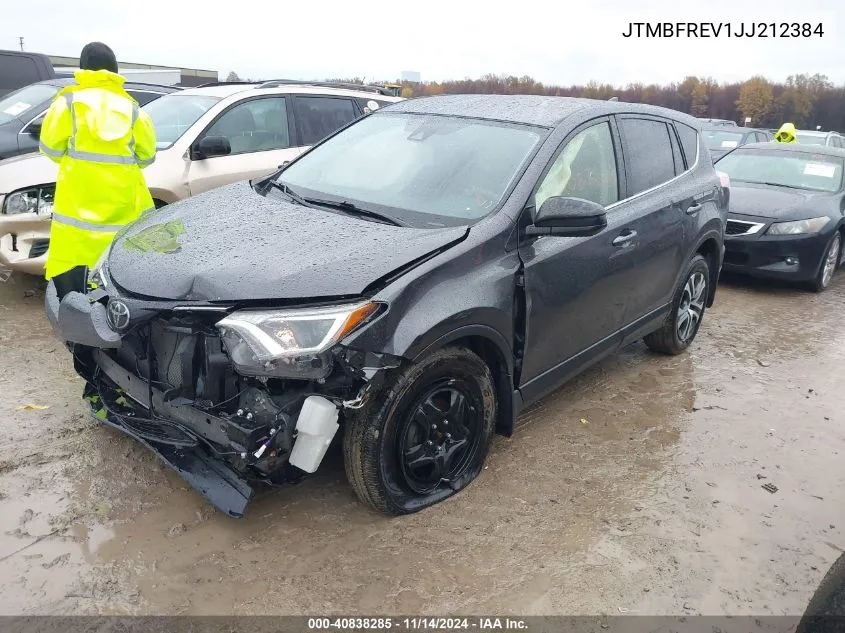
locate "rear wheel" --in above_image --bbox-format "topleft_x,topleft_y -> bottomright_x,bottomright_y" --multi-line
810,231 -> 841,292
343,347 -> 496,515
644,254 -> 710,355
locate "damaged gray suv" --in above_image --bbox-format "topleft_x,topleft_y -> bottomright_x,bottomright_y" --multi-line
47,95 -> 727,517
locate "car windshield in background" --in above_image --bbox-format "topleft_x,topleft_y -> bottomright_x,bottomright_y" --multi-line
795,134 -> 827,146
716,148 -> 844,193
143,94 -> 220,149
0,83 -> 58,125
702,130 -> 745,150
277,112 -> 545,227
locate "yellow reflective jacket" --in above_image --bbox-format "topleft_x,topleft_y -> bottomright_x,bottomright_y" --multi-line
39,69 -> 156,279
775,122 -> 797,143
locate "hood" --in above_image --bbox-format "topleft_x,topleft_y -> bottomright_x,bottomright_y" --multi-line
728,182 -> 837,220
108,182 -> 468,302
0,153 -> 57,194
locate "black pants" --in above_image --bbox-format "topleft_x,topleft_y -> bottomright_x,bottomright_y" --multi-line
53,266 -> 87,299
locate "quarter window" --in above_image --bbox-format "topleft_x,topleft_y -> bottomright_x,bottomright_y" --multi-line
535,122 -> 619,209
621,118 -> 676,195
294,97 -> 358,146
203,97 -> 290,155
675,123 -> 700,168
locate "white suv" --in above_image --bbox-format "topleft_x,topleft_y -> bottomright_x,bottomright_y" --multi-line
0,81 -> 402,275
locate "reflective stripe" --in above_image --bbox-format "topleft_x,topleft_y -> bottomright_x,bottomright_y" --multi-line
67,149 -> 137,164
128,103 -> 138,156
39,141 -> 65,158
65,94 -> 76,151
52,212 -> 125,233
137,155 -> 155,167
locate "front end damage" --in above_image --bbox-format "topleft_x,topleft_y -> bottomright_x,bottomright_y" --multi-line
45,283 -> 400,518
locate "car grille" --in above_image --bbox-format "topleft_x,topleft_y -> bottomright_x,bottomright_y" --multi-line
726,219 -> 765,236
28,239 -> 50,259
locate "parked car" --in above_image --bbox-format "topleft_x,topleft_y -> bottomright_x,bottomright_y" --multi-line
699,118 -> 737,127
714,142 -> 845,291
0,81 -> 402,275
793,130 -> 845,148
46,94 -> 727,517
702,126 -> 773,161
0,50 -> 55,97
0,78 -> 179,160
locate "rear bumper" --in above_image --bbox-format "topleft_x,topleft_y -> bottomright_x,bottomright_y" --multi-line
0,211 -> 50,275
723,225 -> 831,282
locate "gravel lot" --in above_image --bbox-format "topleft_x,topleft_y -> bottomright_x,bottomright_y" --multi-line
0,271 -> 842,615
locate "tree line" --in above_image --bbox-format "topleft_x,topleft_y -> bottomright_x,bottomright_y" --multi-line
224,71 -> 844,131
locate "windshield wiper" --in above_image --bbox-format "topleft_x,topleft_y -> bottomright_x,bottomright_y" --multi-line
304,198 -> 403,226
760,181 -> 804,190
266,180 -> 311,207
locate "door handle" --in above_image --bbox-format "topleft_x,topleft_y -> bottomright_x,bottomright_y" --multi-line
686,203 -> 703,215
612,230 -> 637,247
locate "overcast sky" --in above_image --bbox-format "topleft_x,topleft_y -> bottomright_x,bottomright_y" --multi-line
2,0 -> 842,86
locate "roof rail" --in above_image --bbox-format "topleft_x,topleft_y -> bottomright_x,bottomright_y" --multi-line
193,81 -> 260,88
257,79 -> 393,96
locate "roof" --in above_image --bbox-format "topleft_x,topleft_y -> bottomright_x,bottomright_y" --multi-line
794,130 -> 840,137
385,94 -> 700,128
175,83 -> 405,100
39,77 -> 179,93
739,142 -> 845,157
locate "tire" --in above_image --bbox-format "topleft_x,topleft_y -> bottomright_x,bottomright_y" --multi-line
810,231 -> 841,293
796,553 -> 845,632
343,346 -> 497,515
644,254 -> 710,355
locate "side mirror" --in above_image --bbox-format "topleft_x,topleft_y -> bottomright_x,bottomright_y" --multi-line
27,118 -> 43,138
192,135 -> 231,160
527,196 -> 608,237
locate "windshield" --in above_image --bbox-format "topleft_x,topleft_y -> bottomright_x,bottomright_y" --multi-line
795,134 -> 827,146
716,148 -> 844,193
142,94 -> 220,149
277,112 -> 545,227
702,130 -> 745,150
0,84 -> 59,125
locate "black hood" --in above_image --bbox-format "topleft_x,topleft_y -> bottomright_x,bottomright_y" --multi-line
108,182 -> 467,302
728,182 -> 839,221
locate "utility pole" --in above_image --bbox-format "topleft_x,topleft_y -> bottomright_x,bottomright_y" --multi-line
18,37 -> 24,51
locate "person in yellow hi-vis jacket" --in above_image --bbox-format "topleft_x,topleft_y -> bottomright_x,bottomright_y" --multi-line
774,122 -> 797,143
39,42 -> 156,298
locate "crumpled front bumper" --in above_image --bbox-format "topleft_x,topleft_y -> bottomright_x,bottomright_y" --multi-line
44,282 -> 122,348
0,211 -> 50,275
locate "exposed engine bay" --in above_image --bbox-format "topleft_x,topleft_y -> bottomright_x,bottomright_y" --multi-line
55,286 -> 401,517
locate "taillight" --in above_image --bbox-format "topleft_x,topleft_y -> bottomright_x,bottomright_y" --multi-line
717,171 -> 730,188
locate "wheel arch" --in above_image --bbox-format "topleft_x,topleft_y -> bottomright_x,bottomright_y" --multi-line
411,326 -> 516,437
692,232 -> 723,307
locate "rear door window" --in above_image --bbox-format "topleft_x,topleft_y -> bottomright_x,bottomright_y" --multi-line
619,118 -> 676,196
203,96 -> 291,155
294,96 -> 358,146
674,123 -> 700,168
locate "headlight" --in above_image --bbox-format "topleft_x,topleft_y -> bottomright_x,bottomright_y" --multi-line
2,185 -> 55,216
88,248 -> 110,290
766,217 -> 830,236
216,301 -> 382,379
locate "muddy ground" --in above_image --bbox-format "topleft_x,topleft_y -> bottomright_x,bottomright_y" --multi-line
0,270 -> 842,616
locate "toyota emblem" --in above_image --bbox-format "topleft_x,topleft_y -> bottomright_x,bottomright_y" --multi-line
107,300 -> 131,331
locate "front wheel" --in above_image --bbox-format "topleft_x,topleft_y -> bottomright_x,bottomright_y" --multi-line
343,346 -> 496,515
810,231 -> 841,293
644,254 -> 710,355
